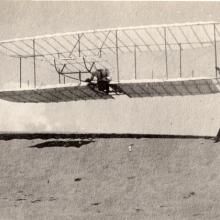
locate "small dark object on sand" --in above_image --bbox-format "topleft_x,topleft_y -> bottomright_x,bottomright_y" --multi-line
183,191 -> 196,199
91,202 -> 100,206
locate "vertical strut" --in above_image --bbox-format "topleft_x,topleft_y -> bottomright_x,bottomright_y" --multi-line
164,27 -> 168,79
19,57 -> 22,88
214,24 -> 218,77
134,45 -> 137,79
179,43 -> 182,78
79,71 -> 81,82
116,30 -> 120,82
57,52 -> 61,84
78,34 -> 81,80
33,39 -> 36,87
78,34 -> 81,57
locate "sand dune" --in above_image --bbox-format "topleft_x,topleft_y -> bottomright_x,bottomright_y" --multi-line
0,137 -> 219,220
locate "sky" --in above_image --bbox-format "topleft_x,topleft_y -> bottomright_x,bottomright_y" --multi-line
1,1 -> 220,135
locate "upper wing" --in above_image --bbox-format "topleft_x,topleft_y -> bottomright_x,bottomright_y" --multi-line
0,21 -> 219,73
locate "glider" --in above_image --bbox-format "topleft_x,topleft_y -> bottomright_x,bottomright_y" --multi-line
0,21 -> 220,102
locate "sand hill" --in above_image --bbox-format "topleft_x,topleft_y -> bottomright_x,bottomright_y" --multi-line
0,137 -> 219,220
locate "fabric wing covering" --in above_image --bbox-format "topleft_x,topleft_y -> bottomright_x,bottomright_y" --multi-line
114,78 -> 220,98
0,78 -> 219,103
0,84 -> 114,103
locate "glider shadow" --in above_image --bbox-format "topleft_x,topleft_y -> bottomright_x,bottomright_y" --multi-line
28,139 -> 94,149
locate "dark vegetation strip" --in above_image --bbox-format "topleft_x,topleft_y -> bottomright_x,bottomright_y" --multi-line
0,133 -> 214,140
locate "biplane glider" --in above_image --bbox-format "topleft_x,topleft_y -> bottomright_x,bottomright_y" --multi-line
0,21 -> 220,103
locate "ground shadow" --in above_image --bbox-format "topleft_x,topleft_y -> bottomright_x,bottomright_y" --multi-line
28,139 -> 94,149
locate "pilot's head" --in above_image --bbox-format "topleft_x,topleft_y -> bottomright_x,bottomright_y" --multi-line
105,68 -> 110,75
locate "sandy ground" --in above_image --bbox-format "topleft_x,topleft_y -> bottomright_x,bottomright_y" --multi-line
0,137 -> 220,220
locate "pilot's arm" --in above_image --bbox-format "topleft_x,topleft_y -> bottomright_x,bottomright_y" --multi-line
85,71 -> 96,82
89,73 -> 95,81
104,68 -> 112,82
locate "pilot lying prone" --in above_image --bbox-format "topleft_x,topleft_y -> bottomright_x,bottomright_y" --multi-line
85,68 -> 112,94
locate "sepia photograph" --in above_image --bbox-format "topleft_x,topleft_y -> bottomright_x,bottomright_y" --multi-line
1,1 -> 220,219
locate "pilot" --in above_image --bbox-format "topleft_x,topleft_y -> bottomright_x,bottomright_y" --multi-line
216,66 -> 220,75
86,68 -> 112,94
